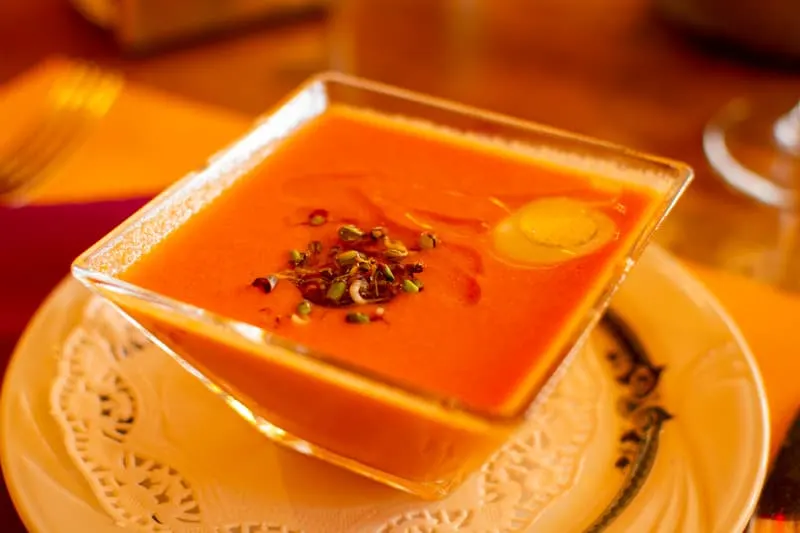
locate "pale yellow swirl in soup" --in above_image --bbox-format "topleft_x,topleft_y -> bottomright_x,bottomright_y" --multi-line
492,197 -> 618,266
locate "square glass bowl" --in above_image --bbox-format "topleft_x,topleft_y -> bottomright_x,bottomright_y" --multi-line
72,72 -> 692,499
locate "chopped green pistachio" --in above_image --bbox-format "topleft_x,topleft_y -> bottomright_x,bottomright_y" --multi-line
402,279 -> 420,293
382,264 -> 395,281
345,311 -> 371,324
263,217 -> 439,312
338,224 -> 364,242
384,247 -> 408,261
296,300 -> 312,316
308,209 -> 329,226
336,250 -> 363,266
326,280 -> 346,301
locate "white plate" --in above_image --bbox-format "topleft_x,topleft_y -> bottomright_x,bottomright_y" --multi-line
0,246 -> 769,532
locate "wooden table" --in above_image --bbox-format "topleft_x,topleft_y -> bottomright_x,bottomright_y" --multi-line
0,0 -> 798,530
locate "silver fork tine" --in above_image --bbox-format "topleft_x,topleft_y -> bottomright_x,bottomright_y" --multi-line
0,62 -> 122,200
1,65 -> 116,186
0,66 -> 98,181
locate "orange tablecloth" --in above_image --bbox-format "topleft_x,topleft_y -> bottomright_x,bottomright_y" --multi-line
3,59 -> 799,460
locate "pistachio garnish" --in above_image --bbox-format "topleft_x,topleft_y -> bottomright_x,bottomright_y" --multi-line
384,248 -> 406,261
381,264 -> 395,282
338,224 -> 364,242
402,279 -> 420,293
327,280 -> 346,302
336,250 -> 363,266
252,220 -> 439,324
296,300 -> 312,316
370,226 -> 387,240
358,259 -> 372,272
289,249 -> 305,266
419,232 -> 438,250
345,311 -> 371,324
384,239 -> 409,261
308,209 -> 328,226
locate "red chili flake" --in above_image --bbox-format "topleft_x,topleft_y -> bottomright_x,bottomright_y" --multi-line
405,262 -> 424,275
308,240 -> 324,254
449,270 -> 482,305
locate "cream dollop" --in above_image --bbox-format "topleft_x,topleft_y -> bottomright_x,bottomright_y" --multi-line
491,197 -> 618,266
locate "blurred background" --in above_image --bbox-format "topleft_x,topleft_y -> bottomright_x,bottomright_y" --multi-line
0,0 -> 798,530
4,0 -> 798,282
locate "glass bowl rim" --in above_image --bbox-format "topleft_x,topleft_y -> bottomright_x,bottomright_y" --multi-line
72,70 -> 694,426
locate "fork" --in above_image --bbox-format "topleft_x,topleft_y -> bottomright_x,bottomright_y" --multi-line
0,61 -> 123,204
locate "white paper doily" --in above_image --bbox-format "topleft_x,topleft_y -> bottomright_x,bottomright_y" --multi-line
49,294 -> 624,532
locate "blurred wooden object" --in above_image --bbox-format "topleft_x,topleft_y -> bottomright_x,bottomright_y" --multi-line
70,0 -> 330,53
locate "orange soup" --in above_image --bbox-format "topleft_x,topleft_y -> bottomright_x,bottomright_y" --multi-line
122,105 -> 658,415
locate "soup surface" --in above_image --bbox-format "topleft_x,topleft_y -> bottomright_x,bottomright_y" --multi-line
122,105 -> 658,414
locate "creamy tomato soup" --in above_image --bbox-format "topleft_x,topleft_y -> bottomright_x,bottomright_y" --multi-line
122,104 -> 658,414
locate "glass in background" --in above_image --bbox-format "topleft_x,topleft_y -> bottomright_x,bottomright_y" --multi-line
704,99 -> 800,209
700,96 -> 800,292
654,0 -> 800,292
